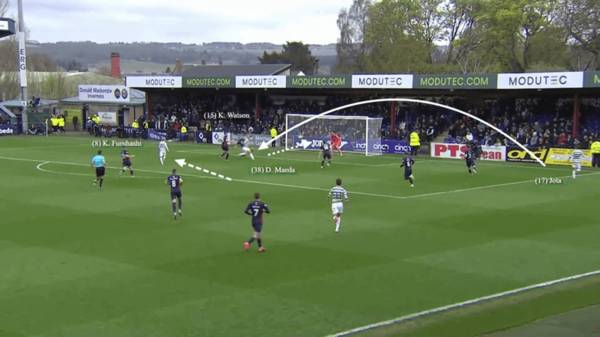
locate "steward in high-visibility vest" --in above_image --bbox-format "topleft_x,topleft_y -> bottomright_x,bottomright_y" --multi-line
591,140 -> 600,168
131,120 -> 139,138
58,116 -> 65,132
180,125 -> 188,142
270,127 -> 278,147
50,116 -> 58,133
409,131 -> 420,155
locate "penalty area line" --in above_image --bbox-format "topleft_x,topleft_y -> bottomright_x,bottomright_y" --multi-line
326,269 -> 600,337
3,155 -> 600,201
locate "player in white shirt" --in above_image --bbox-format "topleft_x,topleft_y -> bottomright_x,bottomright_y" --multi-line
570,148 -> 584,179
158,138 -> 169,166
237,136 -> 255,160
329,178 -> 349,233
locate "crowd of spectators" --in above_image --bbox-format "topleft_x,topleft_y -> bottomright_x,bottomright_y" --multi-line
446,98 -> 599,149
149,94 -> 449,142
146,94 -> 598,148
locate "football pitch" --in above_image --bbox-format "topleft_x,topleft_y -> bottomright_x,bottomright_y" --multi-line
1,135 -> 599,337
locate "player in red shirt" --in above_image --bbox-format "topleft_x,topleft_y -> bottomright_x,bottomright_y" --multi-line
330,132 -> 343,156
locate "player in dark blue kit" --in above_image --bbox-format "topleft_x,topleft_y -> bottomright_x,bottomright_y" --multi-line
400,155 -> 415,187
167,169 -> 183,219
120,147 -> 135,176
465,146 -> 477,174
321,141 -> 332,168
220,136 -> 229,160
243,192 -> 270,252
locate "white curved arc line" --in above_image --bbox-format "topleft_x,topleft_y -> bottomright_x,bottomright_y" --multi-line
36,161 -> 89,177
35,161 -> 161,179
265,98 -> 545,167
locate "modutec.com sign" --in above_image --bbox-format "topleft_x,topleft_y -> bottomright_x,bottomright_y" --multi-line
126,76 -> 182,88
497,72 -> 583,89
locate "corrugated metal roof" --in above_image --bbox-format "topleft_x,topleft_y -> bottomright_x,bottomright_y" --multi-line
0,99 -> 58,108
0,104 -> 17,118
180,64 -> 291,77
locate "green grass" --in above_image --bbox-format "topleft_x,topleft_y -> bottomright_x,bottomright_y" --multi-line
0,135 -> 599,337
357,275 -> 600,337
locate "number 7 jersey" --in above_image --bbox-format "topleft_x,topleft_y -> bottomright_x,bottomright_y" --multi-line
245,200 -> 270,224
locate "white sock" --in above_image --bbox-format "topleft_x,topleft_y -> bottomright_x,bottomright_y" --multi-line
335,217 -> 341,232
572,170 -> 576,178
160,157 -> 164,165
250,152 -> 255,160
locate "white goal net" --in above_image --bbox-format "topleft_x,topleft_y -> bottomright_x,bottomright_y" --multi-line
285,114 -> 383,156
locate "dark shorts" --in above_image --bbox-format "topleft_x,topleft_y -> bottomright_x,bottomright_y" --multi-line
222,144 -> 229,151
122,159 -> 131,167
170,191 -> 182,199
323,151 -> 332,160
95,166 -> 105,177
404,169 -> 412,179
466,159 -> 475,167
252,222 -> 263,233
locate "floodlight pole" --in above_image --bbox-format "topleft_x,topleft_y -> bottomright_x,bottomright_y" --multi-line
17,0 -> 28,133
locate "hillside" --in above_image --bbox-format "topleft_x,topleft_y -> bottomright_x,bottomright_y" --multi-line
27,41 -> 338,74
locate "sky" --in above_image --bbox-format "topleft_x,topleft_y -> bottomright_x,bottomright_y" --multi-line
7,0 -> 352,44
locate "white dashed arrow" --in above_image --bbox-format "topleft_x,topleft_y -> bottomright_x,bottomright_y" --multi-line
174,159 -> 232,181
267,139 -> 312,157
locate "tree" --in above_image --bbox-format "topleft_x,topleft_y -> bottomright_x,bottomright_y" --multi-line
440,0 -> 480,65
28,53 -> 58,71
95,65 -> 112,77
362,0 -> 431,72
475,0 -> 563,72
415,0 -> 445,63
558,0 -> 600,70
0,0 -> 7,17
335,0 -> 371,73
258,41 -> 318,74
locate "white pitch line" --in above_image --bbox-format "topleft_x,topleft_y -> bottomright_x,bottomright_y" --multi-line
35,161 -> 160,179
404,180 -> 539,199
1,155 -> 214,181
260,98 -> 546,166
235,171 -> 600,201
178,146 -> 568,171
233,178 -> 331,193
3,155 -> 600,201
327,269 -> 600,337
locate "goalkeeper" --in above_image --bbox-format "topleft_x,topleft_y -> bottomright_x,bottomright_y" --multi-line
330,132 -> 343,156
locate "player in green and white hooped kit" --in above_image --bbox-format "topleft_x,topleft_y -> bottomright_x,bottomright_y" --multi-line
570,147 -> 584,179
329,178 -> 349,233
